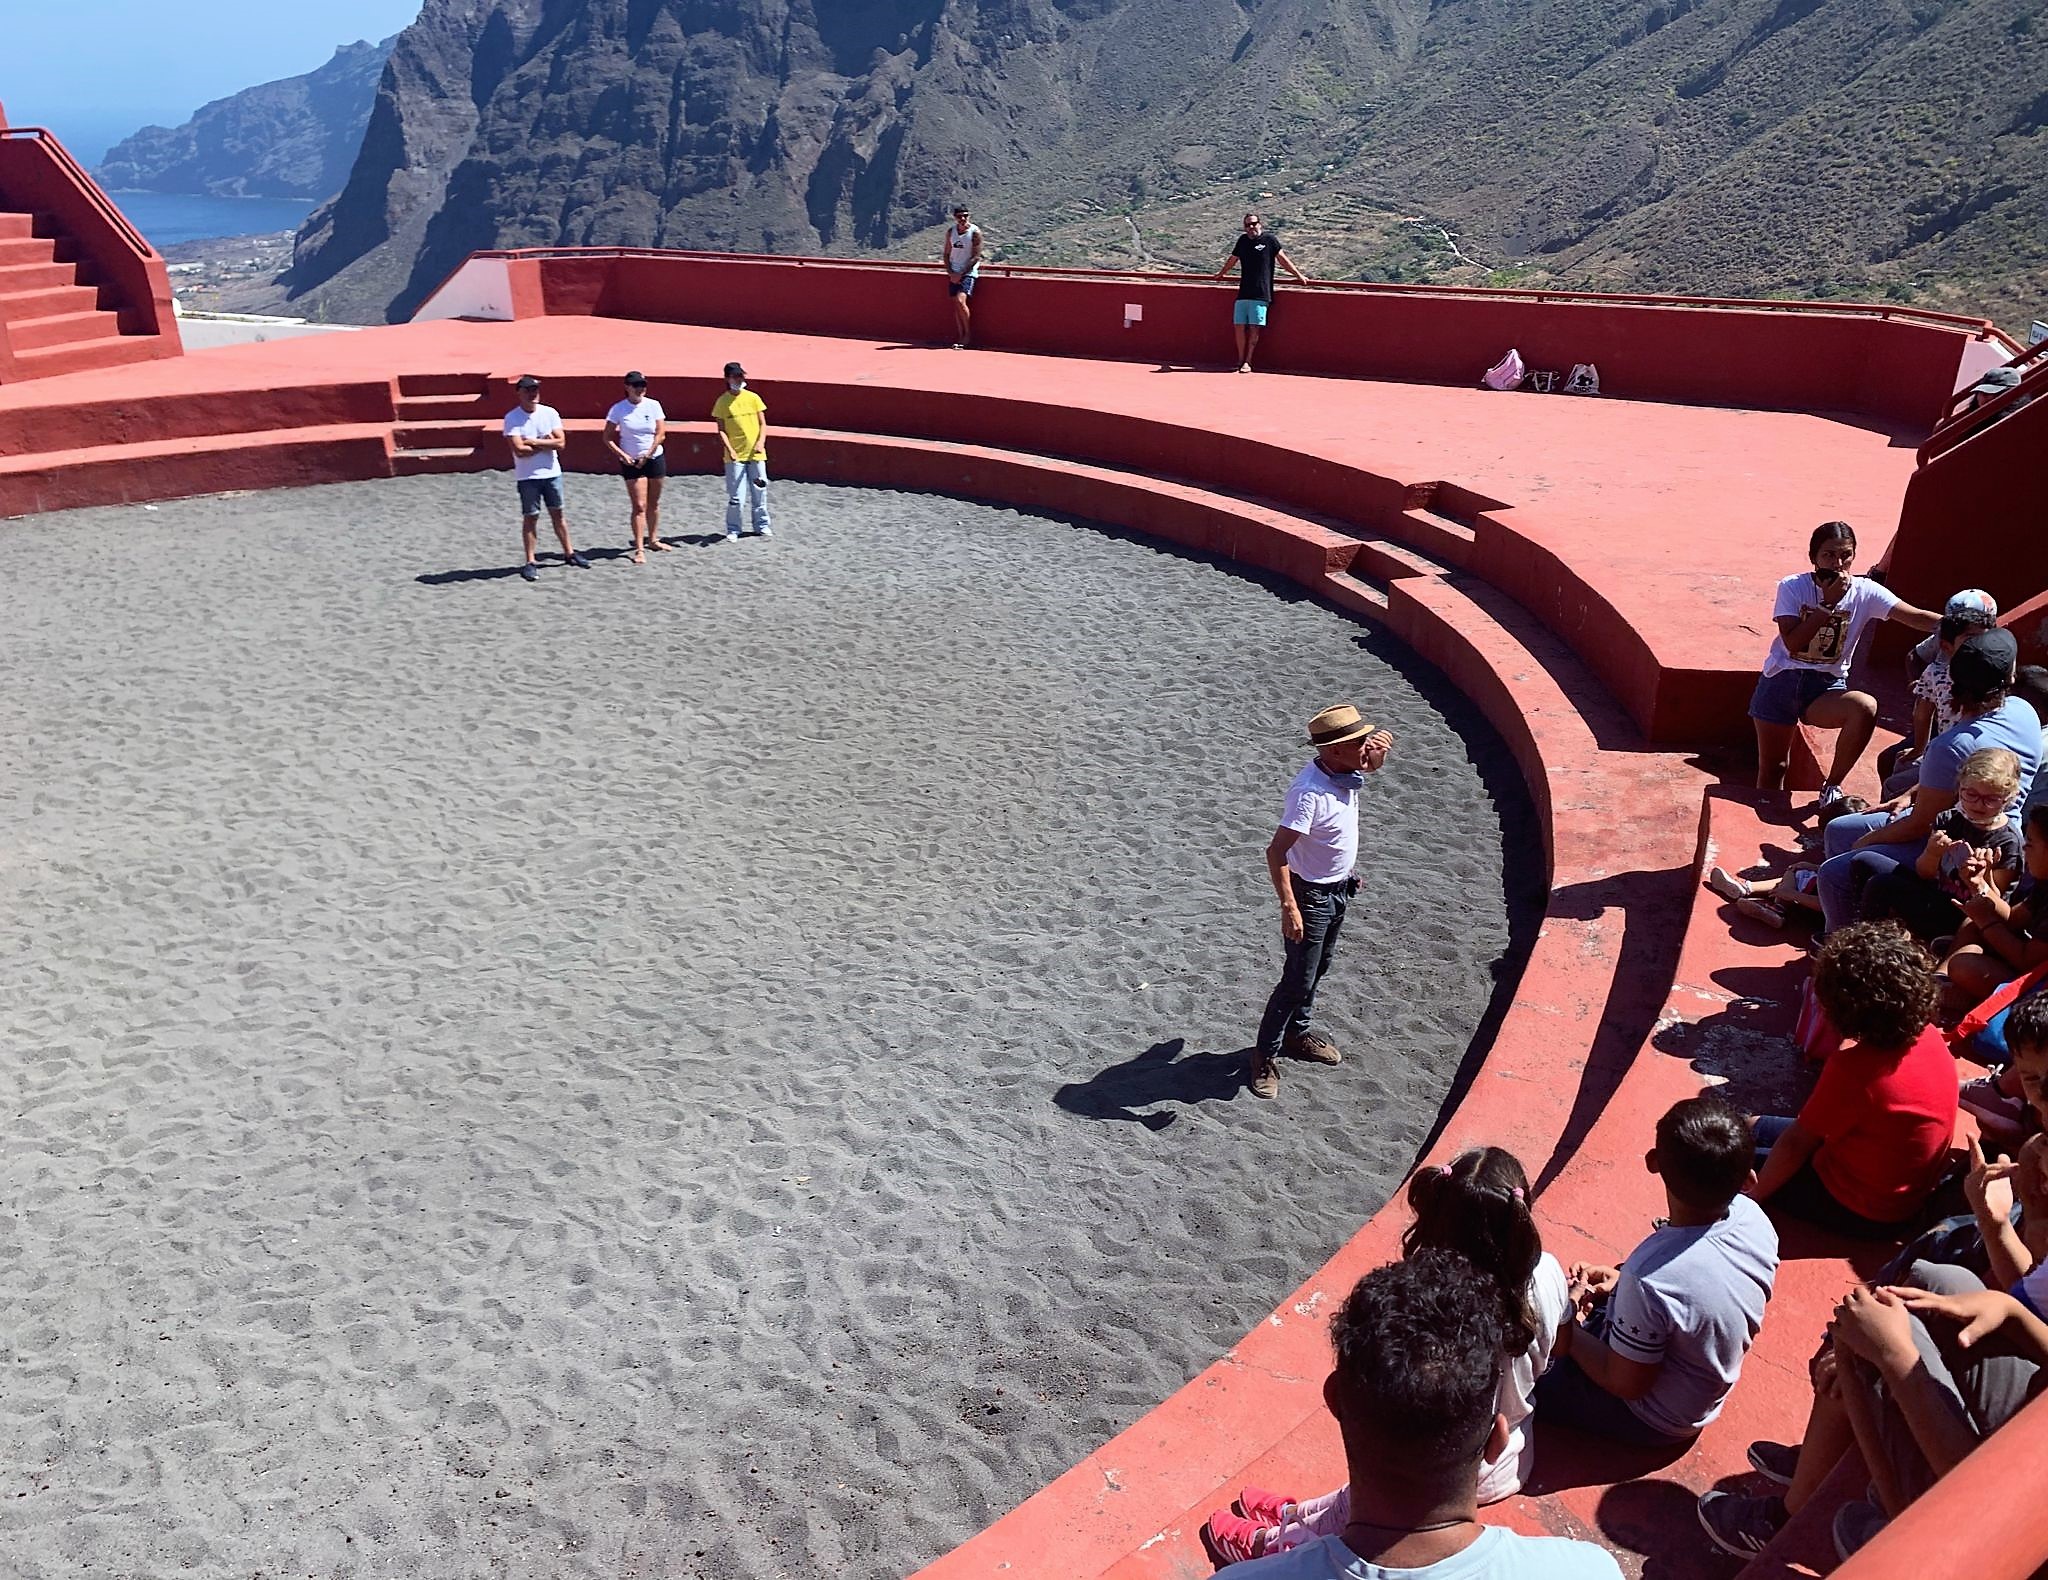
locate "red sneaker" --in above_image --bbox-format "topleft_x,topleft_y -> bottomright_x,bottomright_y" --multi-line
1234,1485 -> 1296,1525
1201,1508 -> 1269,1566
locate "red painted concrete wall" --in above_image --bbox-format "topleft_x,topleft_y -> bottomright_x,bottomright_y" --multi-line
0,130 -> 180,349
508,252 -> 1979,431
1883,395 -> 2048,619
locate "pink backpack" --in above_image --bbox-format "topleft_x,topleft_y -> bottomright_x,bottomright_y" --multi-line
1481,349 -> 1525,391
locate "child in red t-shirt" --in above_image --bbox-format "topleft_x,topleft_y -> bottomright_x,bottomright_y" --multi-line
1751,923 -> 1960,1238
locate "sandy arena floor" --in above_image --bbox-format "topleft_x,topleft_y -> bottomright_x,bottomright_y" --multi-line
0,474 -> 1540,1579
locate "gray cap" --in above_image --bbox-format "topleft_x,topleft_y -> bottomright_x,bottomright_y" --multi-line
515,374 -> 541,390
1971,366 -> 2024,397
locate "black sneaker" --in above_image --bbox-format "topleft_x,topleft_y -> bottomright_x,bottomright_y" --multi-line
1746,1441 -> 1799,1486
1697,1491 -> 1787,1557
519,563 -> 540,583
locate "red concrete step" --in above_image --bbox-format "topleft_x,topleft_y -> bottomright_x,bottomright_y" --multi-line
11,334 -> 166,380
0,282 -> 101,319
395,393 -> 491,420
8,309 -> 122,351
0,235 -> 60,267
1395,505 -> 1480,563
392,421 -> 488,450
0,211 -> 40,240
0,422 -> 393,515
392,448 -> 485,476
0,259 -> 80,293
1350,535 -> 1447,584
396,370 -> 491,396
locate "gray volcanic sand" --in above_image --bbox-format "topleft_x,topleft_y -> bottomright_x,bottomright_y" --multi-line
0,475 -> 1538,1579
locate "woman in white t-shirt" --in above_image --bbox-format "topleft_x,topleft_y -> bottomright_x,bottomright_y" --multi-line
1201,1147 -> 1572,1564
604,370 -> 669,564
1749,520 -> 1940,803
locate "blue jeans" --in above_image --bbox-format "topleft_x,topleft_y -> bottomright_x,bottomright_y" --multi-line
1256,874 -> 1351,1055
1817,809 -> 1925,931
724,459 -> 771,533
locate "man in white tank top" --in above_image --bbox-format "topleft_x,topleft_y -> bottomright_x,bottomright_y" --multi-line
941,205 -> 983,348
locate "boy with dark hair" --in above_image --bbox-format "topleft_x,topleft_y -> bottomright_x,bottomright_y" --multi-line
1751,922 -> 1959,1237
1535,1095 -> 1778,1447
1231,1250 -> 1621,1576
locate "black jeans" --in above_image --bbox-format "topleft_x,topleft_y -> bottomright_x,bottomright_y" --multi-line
1256,873 -> 1352,1056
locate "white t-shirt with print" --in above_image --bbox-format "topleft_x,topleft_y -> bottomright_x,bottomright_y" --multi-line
503,404 -> 564,481
606,396 -> 666,460
1279,759 -> 1362,885
1231,1527 -> 1623,1580
1760,573 -> 1899,678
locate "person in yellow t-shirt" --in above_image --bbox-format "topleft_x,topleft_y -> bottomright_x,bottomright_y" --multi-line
710,360 -> 771,541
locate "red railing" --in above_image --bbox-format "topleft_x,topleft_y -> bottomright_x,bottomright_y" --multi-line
0,127 -> 157,260
424,244 -> 2011,338
0,125 -> 177,350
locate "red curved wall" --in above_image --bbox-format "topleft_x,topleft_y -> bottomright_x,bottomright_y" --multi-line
499,252 -> 1981,431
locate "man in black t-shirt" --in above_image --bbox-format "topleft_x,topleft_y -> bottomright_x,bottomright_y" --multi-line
1213,212 -> 1308,372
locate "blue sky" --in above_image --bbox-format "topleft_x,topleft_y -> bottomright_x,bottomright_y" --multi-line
6,1 -> 424,160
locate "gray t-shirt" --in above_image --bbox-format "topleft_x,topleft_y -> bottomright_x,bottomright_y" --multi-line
1604,1194 -> 1778,1438
1921,695 -> 2044,809
1232,1528 -> 1623,1579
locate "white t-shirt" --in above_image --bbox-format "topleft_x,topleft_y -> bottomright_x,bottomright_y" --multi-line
946,223 -> 981,276
606,396 -> 665,460
1232,1527 -> 1623,1580
503,404 -> 563,481
1760,572 -> 1898,678
1604,1193 -> 1778,1438
1279,759 -> 1362,884
1480,1253 -> 1573,1504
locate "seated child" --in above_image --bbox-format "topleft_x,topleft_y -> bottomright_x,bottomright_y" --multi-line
1700,997 -> 2048,1560
1864,747 -> 2022,947
1202,1148 -> 1570,1562
1939,801 -> 2048,1018
1751,922 -> 1960,1238
1706,860 -> 1823,931
1881,595 -> 1998,797
1535,1095 -> 1778,1446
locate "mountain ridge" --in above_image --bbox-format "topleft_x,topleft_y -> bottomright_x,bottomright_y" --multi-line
152,0 -> 2042,329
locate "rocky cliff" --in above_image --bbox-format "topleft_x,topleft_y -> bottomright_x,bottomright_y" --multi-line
282,0 -> 2045,327
97,38 -> 396,201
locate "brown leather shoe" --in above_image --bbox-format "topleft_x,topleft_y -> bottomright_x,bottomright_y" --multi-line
1285,1031 -> 1341,1065
1248,1054 -> 1280,1099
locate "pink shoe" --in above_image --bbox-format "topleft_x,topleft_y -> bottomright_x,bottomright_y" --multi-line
1201,1508 -> 1269,1566
1234,1485 -> 1296,1525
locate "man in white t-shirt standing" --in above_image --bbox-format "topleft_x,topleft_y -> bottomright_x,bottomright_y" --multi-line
940,204 -> 982,349
1222,1252 -> 1623,1580
502,375 -> 588,583
1251,704 -> 1393,1100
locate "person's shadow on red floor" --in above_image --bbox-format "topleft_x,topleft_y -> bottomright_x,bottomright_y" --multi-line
1054,1037 -> 1256,1129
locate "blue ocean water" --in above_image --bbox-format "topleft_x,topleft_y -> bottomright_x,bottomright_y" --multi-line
106,191 -> 316,249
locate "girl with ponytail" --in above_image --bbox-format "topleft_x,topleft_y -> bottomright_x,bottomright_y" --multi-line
1201,1147 -> 1571,1565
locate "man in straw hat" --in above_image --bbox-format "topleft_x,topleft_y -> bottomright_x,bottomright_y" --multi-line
1251,705 -> 1394,1099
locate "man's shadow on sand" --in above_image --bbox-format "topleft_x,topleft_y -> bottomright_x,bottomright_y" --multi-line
1054,1037 -> 1251,1130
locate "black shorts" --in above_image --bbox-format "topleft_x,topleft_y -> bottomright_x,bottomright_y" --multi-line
619,453 -> 668,480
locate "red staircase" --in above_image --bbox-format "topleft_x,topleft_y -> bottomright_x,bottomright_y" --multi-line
0,122 -> 180,382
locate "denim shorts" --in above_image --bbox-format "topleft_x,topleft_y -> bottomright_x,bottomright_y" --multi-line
1749,665 -> 1844,725
516,475 -> 565,514
1233,298 -> 1269,327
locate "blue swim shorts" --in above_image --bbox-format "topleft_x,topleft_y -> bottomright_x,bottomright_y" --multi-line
1233,298 -> 1269,327
948,273 -> 978,298
517,475 -> 565,515
1749,665 -> 1845,726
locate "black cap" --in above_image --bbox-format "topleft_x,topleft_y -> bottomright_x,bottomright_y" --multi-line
723,361 -> 746,379
515,374 -> 541,390
1951,627 -> 2020,699
624,370 -> 646,385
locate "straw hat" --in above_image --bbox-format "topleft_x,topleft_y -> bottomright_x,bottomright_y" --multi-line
1306,704 -> 1376,747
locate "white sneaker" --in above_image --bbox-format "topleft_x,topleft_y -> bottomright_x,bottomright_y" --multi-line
1817,782 -> 1846,808
1706,865 -> 1752,903
752,525 -> 774,539
725,528 -> 741,543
